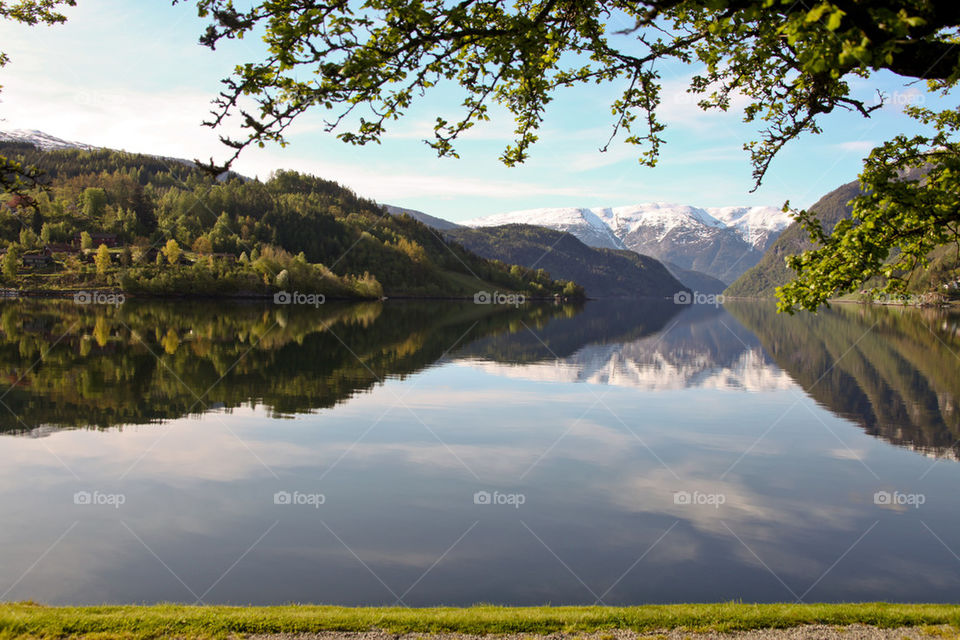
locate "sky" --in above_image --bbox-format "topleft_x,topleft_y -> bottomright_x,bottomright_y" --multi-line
0,1 -> 950,222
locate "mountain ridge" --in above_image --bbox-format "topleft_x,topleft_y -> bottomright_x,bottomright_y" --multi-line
462,203 -> 793,283
384,205 -> 462,231
725,169 -> 959,300
725,180 -> 860,298
0,128 -> 97,151
464,202 -> 792,251
444,223 -> 688,298
0,127 -> 779,292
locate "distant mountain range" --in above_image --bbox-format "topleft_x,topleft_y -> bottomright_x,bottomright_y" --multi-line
465,203 -> 790,250
390,202 -> 792,285
387,201 -> 777,293
445,224 -> 691,298
0,127 -> 771,297
387,207 -> 728,297
462,203 -> 792,283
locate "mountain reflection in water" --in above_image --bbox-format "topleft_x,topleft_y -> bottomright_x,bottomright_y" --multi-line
2,298 -> 959,460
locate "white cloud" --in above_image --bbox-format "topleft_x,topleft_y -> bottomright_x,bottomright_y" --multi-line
287,162 -> 612,201
1,1 -> 900,218
657,74 -> 753,129
0,75 -> 611,204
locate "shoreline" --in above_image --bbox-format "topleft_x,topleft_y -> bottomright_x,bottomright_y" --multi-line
3,289 -> 957,308
721,295 -> 960,309
0,289 -> 586,303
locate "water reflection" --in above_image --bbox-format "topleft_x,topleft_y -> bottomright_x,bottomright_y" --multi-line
0,299 -> 578,431
1,299 -> 959,605
728,302 -> 960,459
3,299 -> 960,461
459,300 -> 960,459
458,302 -> 795,391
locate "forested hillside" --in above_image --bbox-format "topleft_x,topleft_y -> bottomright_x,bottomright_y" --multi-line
727,171 -> 960,302
725,180 -> 860,298
0,142 -> 582,299
445,224 -> 686,298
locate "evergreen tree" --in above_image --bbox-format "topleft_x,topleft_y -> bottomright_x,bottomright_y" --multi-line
82,187 -> 107,219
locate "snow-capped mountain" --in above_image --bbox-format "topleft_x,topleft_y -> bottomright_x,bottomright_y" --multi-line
0,128 -> 244,181
706,205 -> 793,252
464,206 -> 627,250
600,203 -> 727,240
464,202 -> 792,284
0,128 -> 96,151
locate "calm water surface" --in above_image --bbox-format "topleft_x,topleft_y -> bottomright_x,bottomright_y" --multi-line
0,298 -> 958,604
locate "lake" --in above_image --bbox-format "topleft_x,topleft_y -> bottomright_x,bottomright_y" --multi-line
0,298 -> 958,605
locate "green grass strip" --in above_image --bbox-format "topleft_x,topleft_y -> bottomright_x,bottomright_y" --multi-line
1,603 -> 959,639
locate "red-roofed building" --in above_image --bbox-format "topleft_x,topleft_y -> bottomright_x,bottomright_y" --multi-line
5,194 -> 34,211
73,232 -> 119,248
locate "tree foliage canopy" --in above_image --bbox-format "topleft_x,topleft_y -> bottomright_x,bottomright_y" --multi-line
0,1 -> 76,197
3,1 -> 959,309
0,142 -> 584,299
187,0 -> 960,311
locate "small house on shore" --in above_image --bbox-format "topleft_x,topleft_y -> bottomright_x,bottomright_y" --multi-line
47,243 -> 79,254
22,253 -> 53,267
73,232 -> 119,248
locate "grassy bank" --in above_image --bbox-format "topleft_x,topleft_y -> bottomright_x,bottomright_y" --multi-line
1,603 -> 960,639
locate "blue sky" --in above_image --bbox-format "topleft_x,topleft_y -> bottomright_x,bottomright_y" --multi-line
0,1 -> 948,221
